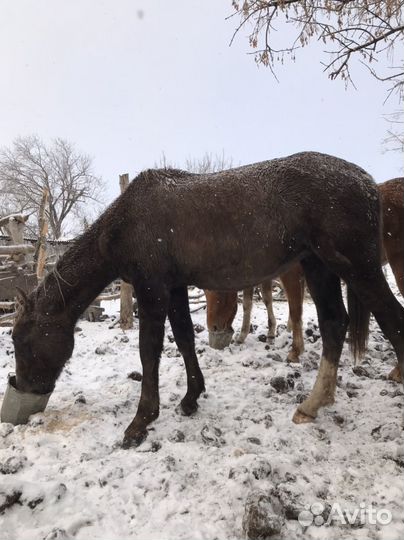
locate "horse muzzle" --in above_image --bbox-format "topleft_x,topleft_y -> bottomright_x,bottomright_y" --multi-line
208,329 -> 234,350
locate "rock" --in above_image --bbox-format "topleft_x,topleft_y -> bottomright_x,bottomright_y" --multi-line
200,425 -> 226,447
0,456 -> 26,475
332,414 -> 345,426
258,334 -> 267,343
271,485 -> 302,520
372,422 -> 401,441
0,490 -> 22,514
251,458 -> 272,480
270,375 -> 294,393
151,441 -> 162,453
228,465 -> 249,482
346,381 -> 361,390
169,430 -> 185,443
266,353 -> 283,363
43,529 -> 71,540
263,414 -> 273,428
242,491 -> 284,539
163,456 -> 176,471
295,392 -> 308,404
0,424 -> 13,438
127,371 -> 143,382
95,346 -> 106,355
352,365 -> 371,378
247,437 -> 262,446
74,395 -> 86,405
305,323 -> 320,343
27,496 -> 44,509
193,323 -> 205,334
120,335 -> 129,343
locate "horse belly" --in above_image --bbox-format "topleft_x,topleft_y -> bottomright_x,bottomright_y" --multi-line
189,242 -> 302,291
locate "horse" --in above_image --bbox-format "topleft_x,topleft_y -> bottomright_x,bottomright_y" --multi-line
380,178 -> 404,296
205,178 -> 404,369
206,263 -> 305,362
12,152 -> 404,448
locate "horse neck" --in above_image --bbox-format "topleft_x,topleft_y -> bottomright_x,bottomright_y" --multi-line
36,226 -> 117,324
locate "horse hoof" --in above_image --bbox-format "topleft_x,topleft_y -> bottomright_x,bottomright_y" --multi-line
388,366 -> 402,383
235,334 -> 247,344
287,353 -> 300,363
292,409 -> 315,424
179,399 -> 198,417
122,430 -> 148,449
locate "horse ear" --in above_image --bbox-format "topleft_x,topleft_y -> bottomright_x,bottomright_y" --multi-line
15,286 -> 28,306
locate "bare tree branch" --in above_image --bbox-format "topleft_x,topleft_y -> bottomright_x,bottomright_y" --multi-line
230,1 -> 404,100
0,136 -> 105,239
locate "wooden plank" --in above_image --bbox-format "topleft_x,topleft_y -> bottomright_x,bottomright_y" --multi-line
0,244 -> 35,254
0,273 -> 37,301
36,189 -> 49,280
119,173 -> 134,330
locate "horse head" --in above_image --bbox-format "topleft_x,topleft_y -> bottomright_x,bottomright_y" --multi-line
12,287 -> 74,395
205,290 -> 238,349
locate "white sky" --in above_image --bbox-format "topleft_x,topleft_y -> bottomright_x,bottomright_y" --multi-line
0,0 -> 402,201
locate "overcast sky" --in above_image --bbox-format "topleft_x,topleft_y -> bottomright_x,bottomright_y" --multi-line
0,0 -> 402,202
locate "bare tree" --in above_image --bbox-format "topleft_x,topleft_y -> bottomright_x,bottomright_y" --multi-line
230,1 -> 404,100
383,109 -> 404,152
156,151 -> 234,173
0,136 -> 104,239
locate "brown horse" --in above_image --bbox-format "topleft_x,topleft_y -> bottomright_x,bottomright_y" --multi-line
12,152 -> 404,447
380,178 -> 404,296
206,263 -> 305,362
205,178 -> 404,368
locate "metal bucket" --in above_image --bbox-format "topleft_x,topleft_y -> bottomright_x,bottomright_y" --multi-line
0,373 -> 52,425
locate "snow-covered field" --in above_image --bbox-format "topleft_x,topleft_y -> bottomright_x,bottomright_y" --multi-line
1,271 -> 403,540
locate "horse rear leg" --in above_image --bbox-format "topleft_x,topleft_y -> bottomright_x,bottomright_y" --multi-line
261,280 -> 277,341
281,264 -> 305,362
236,287 -> 254,343
347,269 -> 404,385
293,255 -> 348,423
168,286 -> 205,415
123,284 -> 169,448
386,250 -> 404,297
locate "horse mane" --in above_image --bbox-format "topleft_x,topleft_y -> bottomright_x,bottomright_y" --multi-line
135,168 -> 195,185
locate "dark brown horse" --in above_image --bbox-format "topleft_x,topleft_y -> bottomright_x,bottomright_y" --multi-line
206,263 -> 305,362
12,153 -> 404,447
205,178 -> 404,369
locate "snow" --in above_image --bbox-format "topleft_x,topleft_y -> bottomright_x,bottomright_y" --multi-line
0,270 -> 403,540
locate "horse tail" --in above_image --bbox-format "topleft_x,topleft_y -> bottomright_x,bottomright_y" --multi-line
347,286 -> 370,362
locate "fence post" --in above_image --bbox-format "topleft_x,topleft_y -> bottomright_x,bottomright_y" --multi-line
119,174 -> 134,330
36,189 -> 49,281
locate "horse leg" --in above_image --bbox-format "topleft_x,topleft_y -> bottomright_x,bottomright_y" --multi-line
281,265 -> 305,363
168,286 -> 205,415
123,284 -> 168,448
310,230 -> 404,405
348,269 -> 404,385
261,280 -> 277,341
381,249 -> 404,382
236,287 -> 254,343
293,255 -> 348,423
387,251 -> 404,298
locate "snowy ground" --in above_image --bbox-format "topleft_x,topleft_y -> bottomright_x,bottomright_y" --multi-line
0,270 -> 403,540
